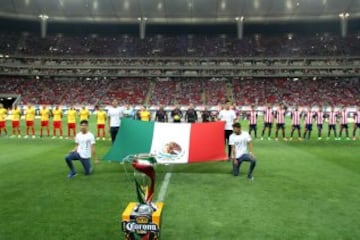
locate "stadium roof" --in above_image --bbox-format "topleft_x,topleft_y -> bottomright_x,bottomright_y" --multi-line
0,0 -> 358,24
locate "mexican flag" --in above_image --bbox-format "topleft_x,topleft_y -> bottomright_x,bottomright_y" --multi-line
103,118 -> 227,164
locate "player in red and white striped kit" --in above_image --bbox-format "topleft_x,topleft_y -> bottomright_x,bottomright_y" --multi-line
261,105 -> 274,140
352,107 -> 360,140
303,107 -> 314,140
248,105 -> 258,138
290,107 -> 302,141
315,106 -> 325,140
339,107 -> 350,140
326,107 -> 338,140
275,104 -> 287,141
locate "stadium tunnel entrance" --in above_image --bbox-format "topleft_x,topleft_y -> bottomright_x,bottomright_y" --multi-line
0,95 -> 19,109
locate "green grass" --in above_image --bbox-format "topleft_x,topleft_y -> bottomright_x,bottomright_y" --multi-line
1,118 -> 360,239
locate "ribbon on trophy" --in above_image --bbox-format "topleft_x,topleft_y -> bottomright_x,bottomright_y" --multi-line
131,154 -> 157,210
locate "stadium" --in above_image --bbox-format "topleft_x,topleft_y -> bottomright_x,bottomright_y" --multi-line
0,0 -> 359,239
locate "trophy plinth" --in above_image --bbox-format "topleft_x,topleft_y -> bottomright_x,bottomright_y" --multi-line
122,202 -> 164,240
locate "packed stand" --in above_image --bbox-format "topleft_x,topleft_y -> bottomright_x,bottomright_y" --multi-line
1,77 -> 359,107
149,80 -> 177,105
100,78 -> 149,105
1,32 -> 357,57
232,78 -> 360,107
203,80 -> 228,105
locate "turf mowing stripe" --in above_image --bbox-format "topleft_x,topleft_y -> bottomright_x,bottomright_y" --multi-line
157,172 -> 172,202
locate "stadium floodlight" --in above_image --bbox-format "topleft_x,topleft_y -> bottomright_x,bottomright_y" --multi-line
339,13 -> 350,18
235,16 -> 244,22
286,0 -> 293,10
93,0 -> 98,10
39,14 -> 49,20
124,0 -> 129,10
221,1 -> 226,10
188,0 -> 192,9
254,0 -> 260,9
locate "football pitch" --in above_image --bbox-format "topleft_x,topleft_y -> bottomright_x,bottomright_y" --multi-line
1,118 -> 360,240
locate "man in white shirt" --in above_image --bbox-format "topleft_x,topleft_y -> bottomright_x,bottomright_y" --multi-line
218,102 -> 237,160
107,99 -> 124,144
65,120 -> 98,178
229,122 -> 257,180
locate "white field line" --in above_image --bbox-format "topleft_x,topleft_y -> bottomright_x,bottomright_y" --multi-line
156,172 -> 172,202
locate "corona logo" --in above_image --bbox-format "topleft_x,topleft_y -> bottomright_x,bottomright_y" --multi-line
123,222 -> 158,232
136,216 -> 149,224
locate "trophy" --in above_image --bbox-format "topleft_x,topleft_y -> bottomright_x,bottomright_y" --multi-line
121,154 -> 164,240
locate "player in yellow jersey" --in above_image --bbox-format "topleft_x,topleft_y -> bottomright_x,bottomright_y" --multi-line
139,105 -> 151,121
95,105 -> 107,140
24,104 -> 36,138
0,103 -> 8,136
67,106 -> 77,139
79,106 -> 90,121
52,105 -> 63,139
11,105 -> 22,138
40,105 -> 50,137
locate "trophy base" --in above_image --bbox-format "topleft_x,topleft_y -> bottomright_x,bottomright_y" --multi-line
122,202 -> 164,240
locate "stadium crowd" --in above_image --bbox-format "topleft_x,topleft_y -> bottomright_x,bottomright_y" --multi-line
0,30 -> 359,143
0,77 -> 358,107
0,32 -> 358,57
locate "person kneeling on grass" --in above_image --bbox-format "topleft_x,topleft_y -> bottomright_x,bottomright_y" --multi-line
229,122 -> 256,180
65,120 -> 99,178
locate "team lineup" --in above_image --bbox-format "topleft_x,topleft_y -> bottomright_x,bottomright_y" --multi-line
1,102 -> 359,141
2,100 -> 359,181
